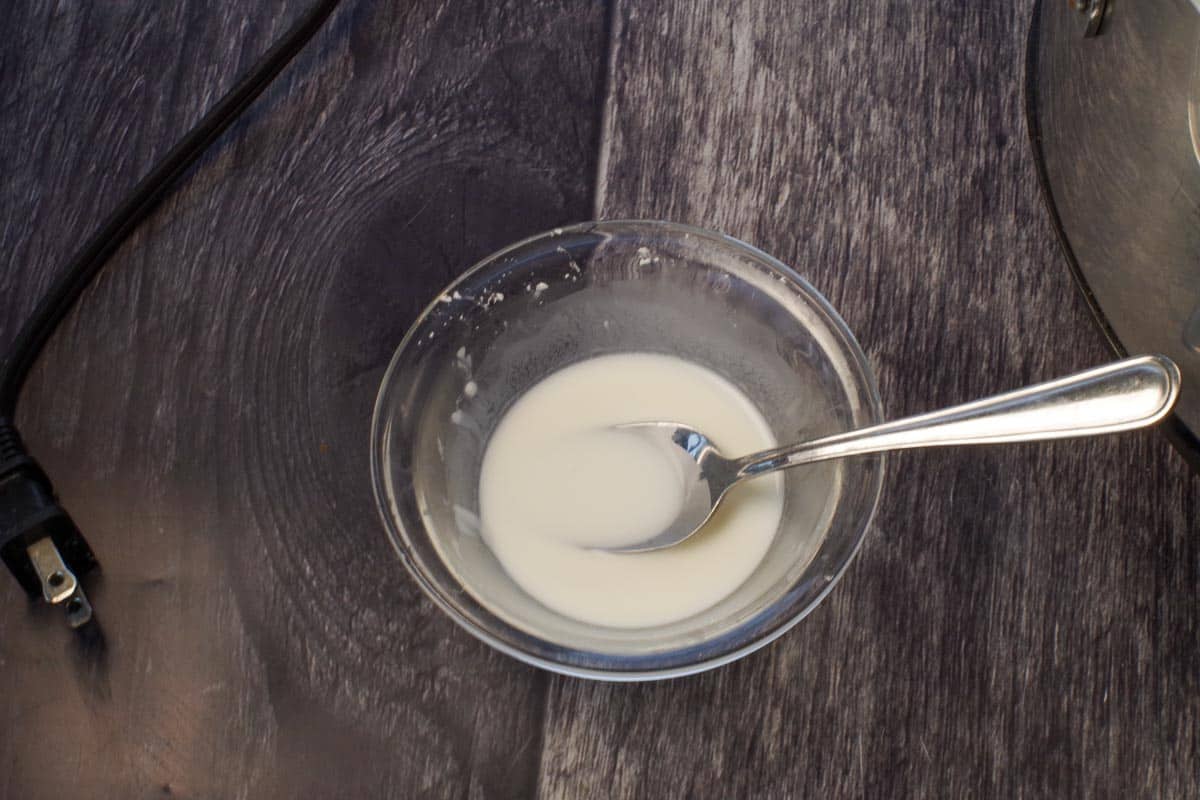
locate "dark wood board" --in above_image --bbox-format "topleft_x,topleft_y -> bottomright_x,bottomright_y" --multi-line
1,1 -> 606,797
1,1 -> 1196,798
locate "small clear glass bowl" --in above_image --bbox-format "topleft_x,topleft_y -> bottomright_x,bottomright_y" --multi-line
371,221 -> 884,680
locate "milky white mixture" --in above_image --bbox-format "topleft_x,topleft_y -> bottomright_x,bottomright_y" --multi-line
478,353 -> 784,628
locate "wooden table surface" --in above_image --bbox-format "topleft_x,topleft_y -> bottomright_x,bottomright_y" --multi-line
2,1 -> 1197,797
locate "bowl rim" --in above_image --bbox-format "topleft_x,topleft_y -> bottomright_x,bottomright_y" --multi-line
369,219 -> 886,681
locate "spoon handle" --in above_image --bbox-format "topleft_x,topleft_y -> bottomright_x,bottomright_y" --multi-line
736,355 -> 1181,478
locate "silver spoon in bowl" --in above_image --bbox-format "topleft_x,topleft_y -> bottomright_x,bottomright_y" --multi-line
606,355 -> 1180,553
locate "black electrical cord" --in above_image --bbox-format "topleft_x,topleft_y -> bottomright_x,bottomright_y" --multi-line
1,0 -> 340,417
0,0 -> 341,625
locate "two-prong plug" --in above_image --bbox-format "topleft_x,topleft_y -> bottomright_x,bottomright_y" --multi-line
0,418 -> 96,627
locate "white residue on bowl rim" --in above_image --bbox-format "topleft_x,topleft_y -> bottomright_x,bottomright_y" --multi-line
455,345 -> 471,371
556,245 -> 582,274
635,246 -> 661,267
481,291 -> 505,308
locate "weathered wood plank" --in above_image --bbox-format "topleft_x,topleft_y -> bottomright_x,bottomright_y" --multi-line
3,0 -> 1197,798
0,1 -> 607,797
541,1 -> 1199,797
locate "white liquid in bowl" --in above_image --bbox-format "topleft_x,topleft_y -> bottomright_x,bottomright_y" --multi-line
479,353 -> 785,628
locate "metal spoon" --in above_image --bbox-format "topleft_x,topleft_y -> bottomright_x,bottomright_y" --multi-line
608,355 -> 1181,553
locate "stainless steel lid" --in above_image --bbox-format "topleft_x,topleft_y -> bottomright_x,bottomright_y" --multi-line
1028,0 -> 1200,468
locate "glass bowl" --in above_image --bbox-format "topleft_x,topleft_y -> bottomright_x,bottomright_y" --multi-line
370,221 -> 884,680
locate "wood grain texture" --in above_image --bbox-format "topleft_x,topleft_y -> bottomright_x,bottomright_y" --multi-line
1,0 -> 1197,798
0,1 -> 606,797
542,1 -> 1200,798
